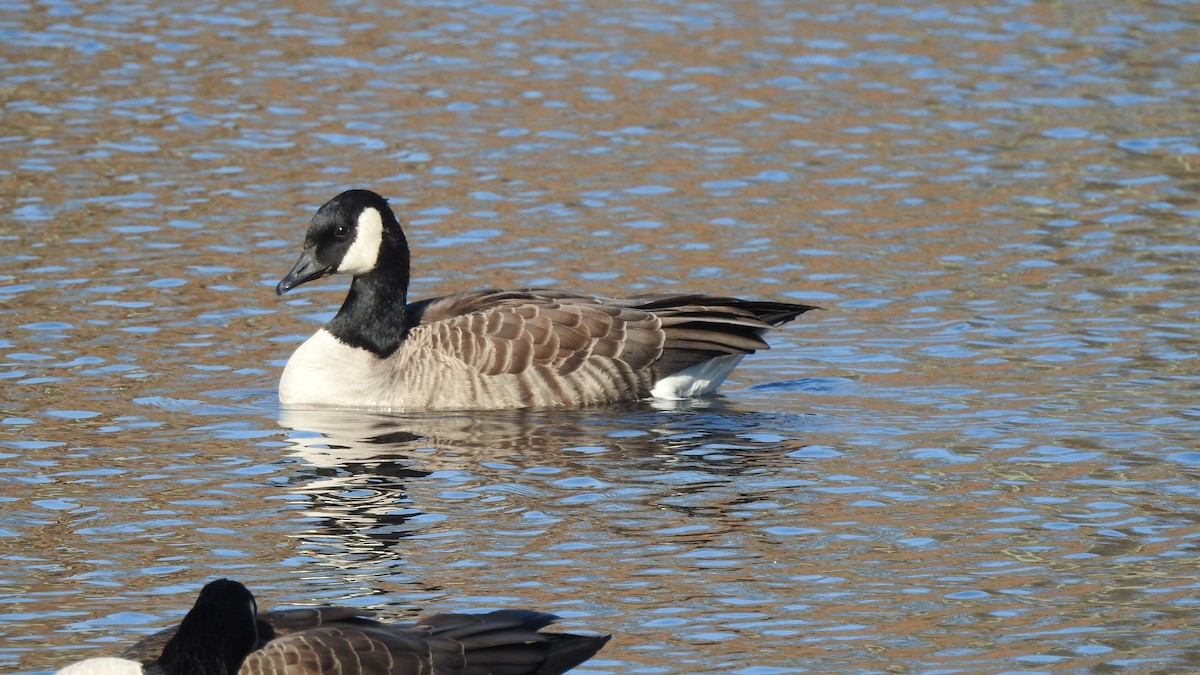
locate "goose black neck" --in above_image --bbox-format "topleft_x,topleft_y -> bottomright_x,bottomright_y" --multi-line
326,239 -> 412,357
149,649 -> 243,675
151,595 -> 258,675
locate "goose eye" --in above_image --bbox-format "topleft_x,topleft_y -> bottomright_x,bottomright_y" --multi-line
334,224 -> 350,239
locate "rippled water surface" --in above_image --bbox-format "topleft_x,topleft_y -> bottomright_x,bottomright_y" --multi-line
4,1 -> 1200,673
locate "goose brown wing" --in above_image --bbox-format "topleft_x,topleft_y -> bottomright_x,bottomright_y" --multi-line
620,293 -> 819,328
408,289 -> 816,382
239,610 -> 609,675
259,606 -> 381,636
409,289 -> 668,377
415,610 -> 611,675
620,295 -> 817,377
239,625 -> 439,675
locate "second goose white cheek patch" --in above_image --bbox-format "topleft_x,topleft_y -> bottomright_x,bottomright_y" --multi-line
337,207 -> 384,275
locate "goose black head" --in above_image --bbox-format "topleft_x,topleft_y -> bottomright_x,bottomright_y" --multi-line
152,579 -> 259,675
277,189 -> 410,295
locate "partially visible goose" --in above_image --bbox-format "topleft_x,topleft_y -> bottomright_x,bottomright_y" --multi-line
275,188 -> 818,411
55,579 -> 610,675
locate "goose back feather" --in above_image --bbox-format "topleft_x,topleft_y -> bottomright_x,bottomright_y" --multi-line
119,606 -> 380,664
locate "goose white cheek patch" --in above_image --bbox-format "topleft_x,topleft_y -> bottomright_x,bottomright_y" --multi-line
337,207 -> 384,275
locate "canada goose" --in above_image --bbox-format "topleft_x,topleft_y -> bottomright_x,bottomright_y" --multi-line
55,579 -> 610,675
276,189 -> 818,410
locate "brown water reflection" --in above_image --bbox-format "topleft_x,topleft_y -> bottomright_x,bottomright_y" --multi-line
4,0 -> 1200,673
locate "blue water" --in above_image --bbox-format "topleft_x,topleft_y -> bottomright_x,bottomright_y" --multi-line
3,0 -> 1200,672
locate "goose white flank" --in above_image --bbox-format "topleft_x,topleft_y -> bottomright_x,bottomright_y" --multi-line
275,189 -> 817,411
55,579 -> 610,675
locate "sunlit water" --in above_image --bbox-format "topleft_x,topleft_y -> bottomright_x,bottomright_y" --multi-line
3,1 -> 1199,673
